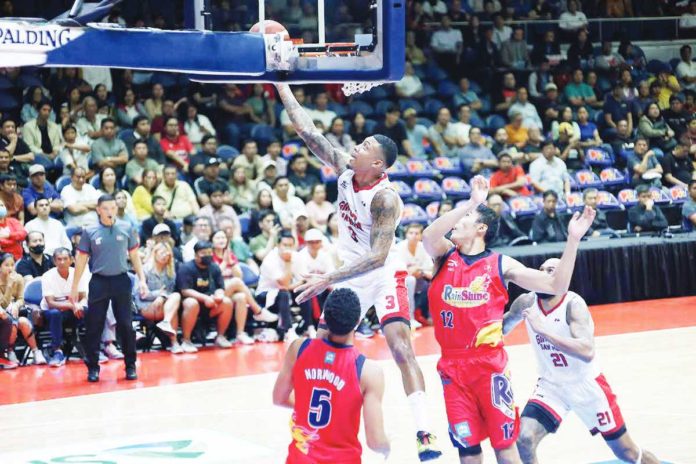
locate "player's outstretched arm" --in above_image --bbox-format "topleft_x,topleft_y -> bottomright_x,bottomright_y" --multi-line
524,296 -> 595,362
272,338 -> 303,408
422,175 -> 488,259
361,361 -> 390,459
502,292 -> 534,335
503,206 -> 596,295
275,84 -> 350,174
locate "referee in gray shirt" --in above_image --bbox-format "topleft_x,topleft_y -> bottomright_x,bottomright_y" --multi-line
71,194 -> 148,382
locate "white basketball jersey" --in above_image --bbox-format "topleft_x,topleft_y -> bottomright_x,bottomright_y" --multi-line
335,170 -> 405,279
526,292 -> 600,384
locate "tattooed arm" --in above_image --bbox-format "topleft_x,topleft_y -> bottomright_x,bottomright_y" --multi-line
276,83 -> 350,174
294,189 -> 400,303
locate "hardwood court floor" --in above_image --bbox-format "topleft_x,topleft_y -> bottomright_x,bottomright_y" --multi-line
0,297 -> 694,463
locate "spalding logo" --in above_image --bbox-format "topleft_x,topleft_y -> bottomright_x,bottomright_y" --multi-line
441,274 -> 491,308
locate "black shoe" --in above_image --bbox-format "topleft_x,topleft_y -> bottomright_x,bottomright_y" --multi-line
125,366 -> 137,381
87,367 -> 100,383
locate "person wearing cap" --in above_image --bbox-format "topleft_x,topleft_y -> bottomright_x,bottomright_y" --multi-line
193,157 -> 230,206
288,154 -> 320,201
143,222 -> 184,264
140,195 -> 181,247
198,185 -> 241,231
22,164 -> 63,220
255,159 -> 280,194
25,196 -> 72,255
538,82 -> 561,130
403,108 -> 430,158
176,240 -> 234,352
0,174 -> 23,223
293,209 -> 310,248
71,194 -> 148,382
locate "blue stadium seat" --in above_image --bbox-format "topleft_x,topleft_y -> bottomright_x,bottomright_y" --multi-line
239,262 -> 259,287
470,114 -> 486,129
432,157 -> 462,176
386,160 -> 409,179
327,101 -> 347,118
649,187 -> 671,205
485,115 -> 507,132
23,279 -> 42,306
478,96 -> 491,115
507,196 -> 540,217
401,203 -> 429,225
364,119 -> 378,134
646,59 -> 668,75
399,99 -> 423,113
599,168 -> 627,187
320,165 -> 338,182
437,80 -> 458,98
669,185 -> 688,204
55,175 -> 72,192
217,144 -> 239,161
364,85 -> 391,102
425,66 -> 448,82
373,100 -> 393,117
90,176 -> 101,189
468,80 -> 482,93
670,58 -> 681,71
574,170 -> 603,189
0,92 -> 20,112
617,188 -> 638,207
596,191 -> 622,210
425,201 -> 440,221
441,176 -> 471,199
17,74 -> 44,89
417,117 -> 434,128
565,191 -> 584,212
392,180 -> 414,200
423,98 -> 445,117
250,124 -> 276,145
238,214 -> 250,236
413,178 -> 445,202
422,83 -> 436,98
406,159 -> 437,178
587,147 -> 614,169
348,100 -> 374,118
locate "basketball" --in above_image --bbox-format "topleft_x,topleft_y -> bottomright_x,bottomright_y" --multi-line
249,20 -> 290,40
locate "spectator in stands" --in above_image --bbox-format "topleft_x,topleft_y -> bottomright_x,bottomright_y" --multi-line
505,112 -> 529,148
494,72 -> 517,113
521,127 -> 544,164
603,82 -> 634,137
22,164 -> 62,219
189,135 -> 220,180
429,107 -> 462,157
98,167 -> 134,213
529,140 -> 570,197
24,196 -> 70,256
556,122 -> 585,171
349,112 -> 370,145
528,59 -> 553,100
628,184 -> 668,233
487,193 -> 526,247
58,125 -> 91,177
491,13 -> 512,48
530,190 -> 568,243
199,187 -> 240,232
260,139 -> 286,177
16,230 -> 53,283
376,105 -> 413,158
619,69 -> 640,103
232,139 -> 264,182
564,69 -> 597,110
663,95 -> 692,140
628,137 -> 663,187
489,151 -> 531,198
256,231 -> 301,342
661,143 -> 695,188
177,241 -> 234,351
559,0 -> 588,36
552,106 -> 581,141
288,155 -> 320,202
22,100 -> 62,173
1,119 -> 33,178
610,119 -> 635,167
682,119 -> 696,151
194,158 -> 229,206
154,165 -> 199,220
679,0 -> 696,37
115,88 -> 147,129
160,117 -> 195,171
582,188 -> 614,237
584,71 -> 606,111
75,97 -> 105,141
406,30 -> 426,66
396,223 -> 433,327
595,41 -> 624,74
0,252 -> 45,366
184,103 -> 216,149
453,78 -> 483,112
639,103 -> 677,153
430,15 -> 463,78
459,127 -> 498,178
90,118 -> 128,178
182,216 -> 214,262
500,27 -> 530,70
21,87 -> 54,124
682,180 -> 696,231
508,87 -> 542,130
310,92 -> 337,129
676,45 -> 696,92
245,84 -> 276,127
144,83 -> 165,120
256,160 -> 279,196
305,184 -> 335,232
121,116 -> 165,164
539,83 -> 561,129
634,80 -> 654,116
395,62 -> 424,99
140,195 -> 180,244
218,84 -> 253,148
0,150 -> 21,186
126,141 -> 161,189
273,176 -> 305,228
326,117 -> 356,153
531,31 -> 560,65
114,190 -> 138,230
280,87 -> 310,141
250,209 -> 281,262
228,165 -> 255,213
0,175 -> 23,223
648,67 -> 682,110
452,105 -> 473,143
491,127 -> 515,157
567,31 -> 594,71
576,106 -> 604,149
132,169 -> 159,221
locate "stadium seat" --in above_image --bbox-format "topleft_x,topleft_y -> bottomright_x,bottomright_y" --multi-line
425,66 -> 448,82
348,100 -> 374,118
364,119 -> 378,134
16,73 -> 44,89
374,100 -> 393,117
23,279 -> 42,306
421,83 -> 436,98
406,159 -> 437,178
646,59 -> 668,75
507,196 -> 540,217
574,170 -> 603,189
364,85 -> 391,102
413,178 -> 445,202
320,165 -> 338,182
399,99 -> 423,113
281,141 -> 302,159
437,80 -> 458,98
649,187 -> 671,205
0,92 -> 20,113
0,75 -> 14,91
485,115 -> 506,132
432,157 -> 463,176
90,176 -> 101,189
441,176 -> 471,199
618,188 -> 638,207
386,160 -> 409,179
596,191 -> 622,210
217,144 -> 239,161
565,191 -> 584,211
669,185 -> 688,204
55,175 -> 72,192
239,262 -> 259,287
586,147 -> 614,167
425,201 -> 440,221
327,101 -> 347,118
250,124 -> 276,145
392,180 -> 414,200
532,195 -> 567,212
401,203 -> 429,225
600,168 -> 627,187
423,98 -> 445,117
238,214 -> 250,237
417,117 -> 434,128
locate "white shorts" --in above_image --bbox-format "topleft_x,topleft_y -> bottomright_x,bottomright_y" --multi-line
330,269 -> 410,326
521,374 -> 626,440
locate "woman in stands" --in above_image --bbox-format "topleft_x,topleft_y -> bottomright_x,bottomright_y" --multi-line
576,106 -> 604,149
248,189 -> 275,238
229,166 -> 255,213
349,112 -> 369,144
326,117 -> 356,152
21,86 -> 55,124
305,184 -> 335,232
135,243 -> 182,354
144,83 -> 165,120
99,167 -> 135,216
639,102 -> 678,153
116,88 -> 148,128
551,106 -> 581,141
132,169 -> 160,221
0,253 -> 46,367
245,84 -> 276,127
94,84 -> 115,116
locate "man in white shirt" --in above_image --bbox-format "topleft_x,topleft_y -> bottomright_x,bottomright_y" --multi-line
428,107 -> 464,157
559,0 -> 588,33
404,109 -> 431,158
508,87 -> 543,130
492,14 -> 512,48
272,176 -> 306,228
450,104 -> 473,145
676,44 -> 696,92
24,197 -> 72,255
680,1 -> 696,31
529,141 -> 571,197
396,223 -> 434,327
309,92 -> 337,129
61,166 -> 100,227
260,140 -> 287,176
395,62 -> 424,98
429,16 -> 463,77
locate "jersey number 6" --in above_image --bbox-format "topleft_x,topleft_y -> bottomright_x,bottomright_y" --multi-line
308,387 -> 333,428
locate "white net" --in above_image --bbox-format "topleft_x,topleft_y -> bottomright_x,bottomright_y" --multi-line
342,81 -> 384,97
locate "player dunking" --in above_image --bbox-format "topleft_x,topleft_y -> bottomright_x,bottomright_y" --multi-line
422,177 -> 595,463
503,259 -> 660,464
276,83 -> 442,461
273,288 -> 390,463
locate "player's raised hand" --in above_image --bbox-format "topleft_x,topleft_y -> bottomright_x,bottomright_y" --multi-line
567,206 -> 596,241
295,273 -> 331,304
470,175 -> 489,205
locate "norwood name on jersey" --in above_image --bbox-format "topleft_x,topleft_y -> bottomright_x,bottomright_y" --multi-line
304,368 -> 347,391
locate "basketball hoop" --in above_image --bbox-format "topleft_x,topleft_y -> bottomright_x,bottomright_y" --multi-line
341,81 -> 384,97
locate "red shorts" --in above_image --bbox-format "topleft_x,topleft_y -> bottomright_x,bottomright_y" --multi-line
437,347 -> 520,451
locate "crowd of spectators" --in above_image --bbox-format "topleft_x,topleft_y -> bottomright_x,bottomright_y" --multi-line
1,0 -> 696,369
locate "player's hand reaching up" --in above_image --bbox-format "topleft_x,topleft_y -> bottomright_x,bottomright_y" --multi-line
567,206 -> 596,241
470,175 -> 489,205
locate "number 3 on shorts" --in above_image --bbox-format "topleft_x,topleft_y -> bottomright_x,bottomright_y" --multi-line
385,295 -> 395,310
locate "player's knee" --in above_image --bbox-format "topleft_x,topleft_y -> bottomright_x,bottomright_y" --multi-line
611,444 -> 639,462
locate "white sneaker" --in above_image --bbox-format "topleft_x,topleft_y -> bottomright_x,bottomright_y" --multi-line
181,340 -> 198,353
236,332 -> 255,345
170,342 -> 183,354
411,319 -> 423,330
215,335 -> 232,349
33,349 -> 47,365
7,351 -> 18,364
307,326 -> 317,339
156,320 -> 176,336
103,343 -> 124,360
284,330 -> 299,344
253,308 -> 279,323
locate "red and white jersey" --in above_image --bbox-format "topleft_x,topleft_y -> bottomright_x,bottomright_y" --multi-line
526,292 -> 601,384
335,170 -> 405,282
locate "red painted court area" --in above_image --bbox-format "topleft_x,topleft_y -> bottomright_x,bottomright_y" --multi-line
1,296 -> 695,406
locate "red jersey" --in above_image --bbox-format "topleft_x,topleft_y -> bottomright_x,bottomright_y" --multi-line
288,338 -> 365,464
428,249 -> 509,358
